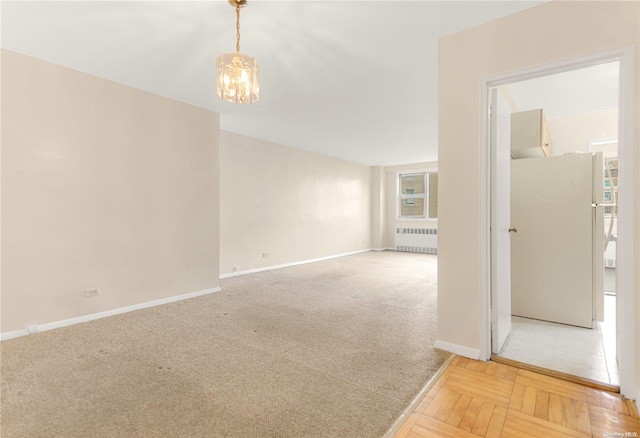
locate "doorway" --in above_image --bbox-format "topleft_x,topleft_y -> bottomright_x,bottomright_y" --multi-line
482,47 -> 636,397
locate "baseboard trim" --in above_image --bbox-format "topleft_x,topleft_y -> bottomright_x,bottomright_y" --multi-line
433,340 -> 481,360
1,287 -> 221,341
219,249 -> 372,279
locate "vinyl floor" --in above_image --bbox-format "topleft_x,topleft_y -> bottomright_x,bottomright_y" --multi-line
498,295 -> 618,386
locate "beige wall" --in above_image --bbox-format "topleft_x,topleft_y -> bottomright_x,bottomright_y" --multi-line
547,109 -> 618,156
371,166 -> 386,249
438,0 -> 639,390
219,130 -> 371,275
1,50 -> 220,334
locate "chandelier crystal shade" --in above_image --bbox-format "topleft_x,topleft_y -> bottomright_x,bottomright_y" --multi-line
217,53 -> 259,104
216,0 -> 260,104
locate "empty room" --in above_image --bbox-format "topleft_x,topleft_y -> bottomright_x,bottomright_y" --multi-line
1,1 -> 639,437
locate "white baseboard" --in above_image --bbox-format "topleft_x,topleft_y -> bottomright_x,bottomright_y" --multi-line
220,249 -> 373,279
1,287 -> 221,341
434,340 -> 481,360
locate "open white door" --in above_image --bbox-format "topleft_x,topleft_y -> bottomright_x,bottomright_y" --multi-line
490,88 -> 512,354
511,154 -> 597,328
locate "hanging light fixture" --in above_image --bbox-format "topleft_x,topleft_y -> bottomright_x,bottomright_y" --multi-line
217,0 -> 260,104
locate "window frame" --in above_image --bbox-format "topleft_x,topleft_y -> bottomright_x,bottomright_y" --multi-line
397,170 -> 438,221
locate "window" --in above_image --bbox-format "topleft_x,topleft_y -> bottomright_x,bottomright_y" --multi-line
398,171 -> 438,219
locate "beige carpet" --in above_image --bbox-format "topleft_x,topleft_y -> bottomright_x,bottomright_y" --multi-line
1,251 -> 448,437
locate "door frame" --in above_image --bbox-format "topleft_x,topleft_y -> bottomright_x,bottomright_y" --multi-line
478,46 -> 637,398
489,87 -> 512,354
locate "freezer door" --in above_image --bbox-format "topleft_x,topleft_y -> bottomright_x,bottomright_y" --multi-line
511,154 -> 594,328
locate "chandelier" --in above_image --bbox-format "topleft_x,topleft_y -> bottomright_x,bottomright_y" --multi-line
216,0 -> 260,104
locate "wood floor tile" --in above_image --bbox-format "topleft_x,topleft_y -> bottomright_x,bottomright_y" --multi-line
574,400 -> 591,434
521,386 -> 537,416
589,405 -> 640,435
485,405 -> 507,437
515,372 -> 586,401
471,401 -> 495,436
391,355 -> 639,438
436,391 -> 462,422
533,390 -> 549,421
446,394 -> 473,427
561,396 -> 578,431
457,398 -> 483,433
393,413 -> 421,438
500,424 -> 537,438
415,415 -> 478,438
505,409 -> 591,437
508,383 -> 525,412
548,392 -> 563,425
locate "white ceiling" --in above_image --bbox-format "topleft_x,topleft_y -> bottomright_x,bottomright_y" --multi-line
0,0 -> 575,166
505,61 -> 620,120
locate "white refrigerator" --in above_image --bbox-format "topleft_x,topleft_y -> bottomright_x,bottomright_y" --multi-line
510,152 -> 605,329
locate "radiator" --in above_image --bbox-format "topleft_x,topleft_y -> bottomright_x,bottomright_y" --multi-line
604,240 -> 616,268
395,227 -> 437,254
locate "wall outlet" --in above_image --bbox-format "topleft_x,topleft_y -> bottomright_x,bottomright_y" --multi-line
262,253 -> 268,258
84,288 -> 100,298
232,266 -> 238,273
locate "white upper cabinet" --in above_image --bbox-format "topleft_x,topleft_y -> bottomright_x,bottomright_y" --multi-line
510,109 -> 552,159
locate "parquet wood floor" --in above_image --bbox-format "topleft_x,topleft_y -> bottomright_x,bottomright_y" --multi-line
392,356 -> 639,438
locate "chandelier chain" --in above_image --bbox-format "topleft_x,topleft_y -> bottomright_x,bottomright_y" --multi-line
235,5 -> 241,53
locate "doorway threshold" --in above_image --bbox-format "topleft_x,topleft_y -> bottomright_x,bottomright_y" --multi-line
491,355 -> 620,393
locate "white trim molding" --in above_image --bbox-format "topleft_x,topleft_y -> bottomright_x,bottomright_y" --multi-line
615,45 -> 637,400
1,287 -> 221,341
434,340 -> 481,360
479,46 -> 637,397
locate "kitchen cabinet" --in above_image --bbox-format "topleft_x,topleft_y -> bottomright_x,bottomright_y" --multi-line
510,109 -> 552,159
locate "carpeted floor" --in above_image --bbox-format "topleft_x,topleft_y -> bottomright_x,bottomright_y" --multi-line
1,251 -> 449,438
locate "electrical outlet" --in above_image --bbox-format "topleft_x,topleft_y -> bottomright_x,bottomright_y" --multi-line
262,253 -> 268,258
84,288 -> 100,298
232,266 -> 238,272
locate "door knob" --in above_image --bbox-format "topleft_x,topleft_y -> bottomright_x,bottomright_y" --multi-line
509,227 -> 518,233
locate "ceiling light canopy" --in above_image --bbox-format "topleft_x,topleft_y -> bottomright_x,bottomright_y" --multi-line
216,0 -> 260,104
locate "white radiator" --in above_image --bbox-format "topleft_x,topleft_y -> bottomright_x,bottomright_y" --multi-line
395,228 -> 437,254
604,240 -> 616,268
